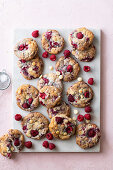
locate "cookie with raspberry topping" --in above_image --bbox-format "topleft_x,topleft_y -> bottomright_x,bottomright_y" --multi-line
21,112 -> 49,140
55,56 -> 80,82
49,114 -> 76,140
0,129 -> 24,159
39,86 -> 62,108
41,30 -> 64,54
37,73 -> 63,92
72,44 -> 96,62
67,81 -> 93,107
76,123 -> 100,149
14,38 -> 38,61
18,54 -> 44,80
16,84 -> 39,111
47,101 -> 71,119
69,27 -> 94,51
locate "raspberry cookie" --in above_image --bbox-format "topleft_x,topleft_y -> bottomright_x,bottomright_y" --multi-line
67,81 -> 93,107
41,30 -> 64,54
18,55 -> 44,80
47,102 -> 71,119
0,129 -> 24,159
49,114 -> 76,140
69,27 -> 94,51
39,86 -> 62,108
55,56 -> 80,82
21,112 -> 49,139
16,84 -> 39,111
14,38 -> 38,61
76,123 -> 101,149
72,44 -> 96,62
37,73 -> 63,92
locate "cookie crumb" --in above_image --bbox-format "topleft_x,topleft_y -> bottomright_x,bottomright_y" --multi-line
74,110 -> 79,115
59,75 -> 63,79
49,66 -> 54,70
85,120 -> 91,123
77,77 -> 83,81
56,71 -> 60,76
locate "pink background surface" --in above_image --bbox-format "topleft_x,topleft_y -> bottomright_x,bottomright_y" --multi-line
0,0 -> 112,169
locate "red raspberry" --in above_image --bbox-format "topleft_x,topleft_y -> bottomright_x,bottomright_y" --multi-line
84,92 -> 89,98
14,139 -> 20,146
83,66 -> 90,72
25,141 -> 32,148
18,44 -> 24,51
30,130 -> 39,137
42,51 -> 48,58
22,103 -> 30,109
55,117 -> 63,124
39,92 -> 46,99
85,106 -> 92,113
68,94 -> 75,102
32,30 -> 39,38
15,114 -> 22,121
28,98 -> 33,104
87,128 -> 96,137
67,65 -> 73,72
49,143 -> 56,150
88,78 -> 94,85
50,55 -> 56,61
76,32 -> 83,39
46,133 -> 53,140
63,50 -> 71,57
66,126 -> 73,133
42,141 -> 49,148
21,59 -> 26,63
77,114 -> 84,122
84,114 -> 91,120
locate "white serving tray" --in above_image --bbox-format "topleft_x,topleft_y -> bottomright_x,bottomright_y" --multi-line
12,28 -> 101,152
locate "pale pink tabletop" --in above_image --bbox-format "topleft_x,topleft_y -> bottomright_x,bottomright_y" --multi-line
0,0 -> 112,169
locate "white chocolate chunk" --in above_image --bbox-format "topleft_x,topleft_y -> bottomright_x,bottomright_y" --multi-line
74,110 -> 79,115
77,77 -> 83,82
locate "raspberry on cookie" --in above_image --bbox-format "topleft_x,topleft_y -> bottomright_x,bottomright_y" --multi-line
14,38 -> 38,61
16,84 -> 39,111
21,112 -> 49,140
41,30 -> 64,54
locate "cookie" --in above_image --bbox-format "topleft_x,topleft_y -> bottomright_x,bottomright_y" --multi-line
67,81 -> 93,107
21,112 -> 49,139
14,38 -> 38,61
41,30 -> 64,54
76,123 -> 101,149
39,86 -> 62,108
37,73 -> 63,92
47,102 -> 71,119
49,114 -> 76,140
69,27 -> 94,51
16,84 -> 39,111
72,44 -> 96,62
55,56 -> 80,82
0,129 -> 24,159
18,55 -> 44,80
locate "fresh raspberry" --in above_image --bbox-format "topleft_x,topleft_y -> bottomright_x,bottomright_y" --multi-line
67,65 -> 73,72
72,43 -> 77,49
22,103 -> 30,109
39,92 -> 46,99
28,98 -> 33,104
46,133 -> 53,140
15,114 -> 22,121
25,141 -> 32,148
76,32 -> 83,39
77,114 -> 84,122
55,117 -> 63,124
84,114 -> 91,120
87,128 -> 96,137
32,30 -> 39,38
18,44 -> 24,51
68,94 -> 75,102
30,130 -> 39,137
66,126 -> 73,133
84,92 -> 89,98
42,141 -> 49,148
42,51 -> 48,58
83,66 -> 90,72
43,78 -> 49,84
88,78 -> 94,85
85,106 -> 92,113
21,59 -> 26,63
14,139 -> 20,146
63,50 -> 71,57
50,55 -> 56,61
49,143 -> 56,150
